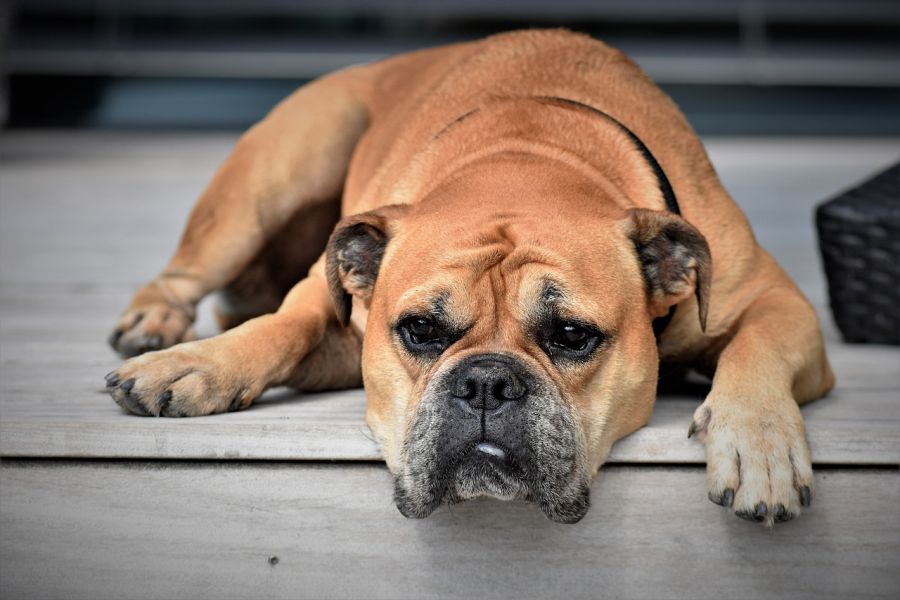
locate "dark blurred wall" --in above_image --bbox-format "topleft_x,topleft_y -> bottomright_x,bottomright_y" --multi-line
3,0 -> 899,134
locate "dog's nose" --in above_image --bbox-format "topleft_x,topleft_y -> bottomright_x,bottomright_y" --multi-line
451,355 -> 527,411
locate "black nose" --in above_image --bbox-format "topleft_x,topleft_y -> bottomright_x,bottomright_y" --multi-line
451,355 -> 527,411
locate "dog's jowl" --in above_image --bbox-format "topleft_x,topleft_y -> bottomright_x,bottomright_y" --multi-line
105,30 -> 834,525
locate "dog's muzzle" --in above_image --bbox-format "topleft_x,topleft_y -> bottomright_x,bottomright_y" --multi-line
393,353 -> 591,523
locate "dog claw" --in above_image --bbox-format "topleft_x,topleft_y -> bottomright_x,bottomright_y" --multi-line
736,502 -> 768,523
155,390 -> 173,416
709,488 -> 735,507
774,504 -> 793,522
688,405 -> 711,439
799,486 -> 812,507
108,329 -> 124,350
722,488 -> 734,507
754,502 -> 768,520
114,379 -> 149,417
105,371 -> 120,387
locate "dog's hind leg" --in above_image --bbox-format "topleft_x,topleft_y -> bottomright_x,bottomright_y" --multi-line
211,200 -> 341,331
108,67 -> 373,358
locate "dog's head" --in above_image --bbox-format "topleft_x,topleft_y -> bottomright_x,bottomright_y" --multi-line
325,158 -> 710,522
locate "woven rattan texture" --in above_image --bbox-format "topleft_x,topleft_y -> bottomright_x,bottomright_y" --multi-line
816,163 -> 900,344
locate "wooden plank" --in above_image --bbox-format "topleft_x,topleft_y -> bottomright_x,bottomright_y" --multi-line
2,387 -> 897,464
1,460 -> 897,600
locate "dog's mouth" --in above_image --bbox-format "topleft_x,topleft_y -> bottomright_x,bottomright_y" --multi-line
393,436 -> 589,523
450,441 -> 530,500
393,439 -> 527,517
392,372 -> 591,524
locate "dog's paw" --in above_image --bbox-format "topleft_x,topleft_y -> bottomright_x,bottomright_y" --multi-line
109,281 -> 197,358
689,399 -> 813,526
104,340 -> 260,417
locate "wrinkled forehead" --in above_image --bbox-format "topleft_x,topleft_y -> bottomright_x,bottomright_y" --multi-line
379,217 -> 639,325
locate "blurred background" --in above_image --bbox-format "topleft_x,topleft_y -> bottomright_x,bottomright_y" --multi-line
1,0 -> 898,135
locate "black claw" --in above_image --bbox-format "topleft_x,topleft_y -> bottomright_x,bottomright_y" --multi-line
774,504 -> 794,522
156,391 -> 172,415
736,503 -> 768,523
228,394 -> 245,412
754,502 -> 768,520
709,488 -> 735,507
119,378 -> 135,393
108,329 -> 124,349
722,488 -> 734,508
105,372 -> 120,387
800,486 -> 812,507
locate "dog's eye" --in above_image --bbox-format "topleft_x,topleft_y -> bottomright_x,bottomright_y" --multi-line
543,321 -> 603,361
397,316 -> 451,356
405,317 -> 438,344
550,323 -> 590,351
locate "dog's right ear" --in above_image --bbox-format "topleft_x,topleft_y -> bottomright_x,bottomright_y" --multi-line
623,208 -> 712,332
325,204 -> 409,327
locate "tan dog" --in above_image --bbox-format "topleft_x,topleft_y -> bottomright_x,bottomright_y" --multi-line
105,30 -> 834,525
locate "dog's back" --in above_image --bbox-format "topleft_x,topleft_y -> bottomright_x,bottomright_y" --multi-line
347,30 -> 717,212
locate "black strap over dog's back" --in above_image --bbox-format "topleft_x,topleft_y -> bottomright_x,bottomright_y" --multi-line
532,96 -> 682,339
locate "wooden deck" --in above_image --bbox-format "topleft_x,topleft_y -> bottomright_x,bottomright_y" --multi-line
1,132 -> 898,599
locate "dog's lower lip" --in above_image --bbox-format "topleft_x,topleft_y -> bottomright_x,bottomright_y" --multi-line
475,442 -> 507,459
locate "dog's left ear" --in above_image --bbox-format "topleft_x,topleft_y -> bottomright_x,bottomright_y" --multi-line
623,208 -> 712,332
325,204 -> 409,327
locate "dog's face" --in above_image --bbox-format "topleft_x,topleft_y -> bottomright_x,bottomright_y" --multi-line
326,161 -> 709,522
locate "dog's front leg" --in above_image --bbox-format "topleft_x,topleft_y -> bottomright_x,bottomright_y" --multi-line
105,262 -> 360,417
689,283 -> 834,525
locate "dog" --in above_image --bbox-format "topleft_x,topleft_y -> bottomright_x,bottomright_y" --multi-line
105,30 -> 834,525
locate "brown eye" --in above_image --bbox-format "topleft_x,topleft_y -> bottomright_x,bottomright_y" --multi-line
550,323 -> 590,351
541,320 -> 603,362
396,314 -> 464,359
406,317 -> 437,344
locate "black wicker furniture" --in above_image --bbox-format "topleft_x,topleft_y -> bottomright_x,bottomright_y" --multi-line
816,162 -> 900,345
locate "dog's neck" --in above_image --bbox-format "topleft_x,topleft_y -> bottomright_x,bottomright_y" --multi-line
528,96 -> 681,217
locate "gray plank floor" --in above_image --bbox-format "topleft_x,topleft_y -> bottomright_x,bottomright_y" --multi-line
2,461 -> 898,600
1,132 -> 899,599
